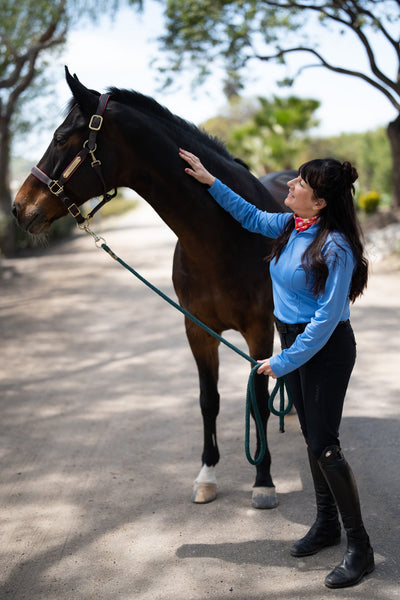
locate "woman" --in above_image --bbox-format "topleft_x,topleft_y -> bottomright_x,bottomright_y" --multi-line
179,148 -> 374,589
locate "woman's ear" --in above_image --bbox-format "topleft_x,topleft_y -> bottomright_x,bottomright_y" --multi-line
314,198 -> 327,211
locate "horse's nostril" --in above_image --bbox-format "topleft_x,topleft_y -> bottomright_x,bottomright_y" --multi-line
11,201 -> 19,218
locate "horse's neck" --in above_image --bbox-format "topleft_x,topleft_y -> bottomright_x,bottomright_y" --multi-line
124,158 -> 222,245
117,117 -> 269,245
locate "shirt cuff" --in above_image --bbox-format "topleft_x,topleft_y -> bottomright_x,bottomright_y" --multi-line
269,354 -> 287,378
208,178 -> 220,191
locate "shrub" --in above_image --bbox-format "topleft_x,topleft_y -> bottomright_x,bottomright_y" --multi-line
358,190 -> 381,214
98,192 -> 137,219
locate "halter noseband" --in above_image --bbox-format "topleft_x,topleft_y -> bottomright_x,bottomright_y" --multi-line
31,93 -> 117,225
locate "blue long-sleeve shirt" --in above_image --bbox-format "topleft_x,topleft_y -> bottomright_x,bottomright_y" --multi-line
208,178 -> 355,377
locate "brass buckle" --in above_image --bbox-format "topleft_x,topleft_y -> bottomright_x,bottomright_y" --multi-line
89,114 -> 103,131
68,203 -> 82,218
49,180 -> 63,196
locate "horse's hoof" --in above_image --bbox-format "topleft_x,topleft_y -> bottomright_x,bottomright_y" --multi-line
191,482 -> 217,504
252,486 -> 278,509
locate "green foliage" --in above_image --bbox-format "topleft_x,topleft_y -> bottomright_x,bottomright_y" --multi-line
300,127 -> 392,198
14,213 -> 76,251
204,94 -> 320,174
154,0 -> 400,111
151,0 -> 400,208
359,129 -> 392,197
0,211 -> 9,255
203,97 -> 392,200
0,0 -> 133,256
0,0 -> 126,142
158,0 -> 300,95
97,191 -> 137,219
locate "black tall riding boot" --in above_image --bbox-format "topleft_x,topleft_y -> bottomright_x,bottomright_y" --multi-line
290,446 -> 341,557
319,445 -> 374,588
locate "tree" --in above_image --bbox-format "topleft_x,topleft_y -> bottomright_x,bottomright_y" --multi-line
204,95 -> 320,174
154,0 -> 400,208
0,0 -> 141,257
204,96 -> 392,198
305,128 -> 392,200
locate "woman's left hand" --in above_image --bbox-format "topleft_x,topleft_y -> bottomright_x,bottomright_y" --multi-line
257,359 -> 277,379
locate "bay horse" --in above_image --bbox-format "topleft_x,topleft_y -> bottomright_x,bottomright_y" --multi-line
13,67 -> 293,509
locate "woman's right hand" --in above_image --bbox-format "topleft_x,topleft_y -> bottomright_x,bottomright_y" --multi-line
179,148 -> 215,187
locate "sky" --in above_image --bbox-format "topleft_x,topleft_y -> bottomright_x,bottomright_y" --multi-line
19,1 -> 399,160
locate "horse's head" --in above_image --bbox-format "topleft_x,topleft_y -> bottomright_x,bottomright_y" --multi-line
13,67 -> 116,234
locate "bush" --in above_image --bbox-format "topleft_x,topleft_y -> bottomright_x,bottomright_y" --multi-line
13,213 -> 77,252
97,192 -> 137,219
358,190 -> 381,214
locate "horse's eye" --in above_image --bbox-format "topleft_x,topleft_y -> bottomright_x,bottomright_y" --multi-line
54,133 -> 67,146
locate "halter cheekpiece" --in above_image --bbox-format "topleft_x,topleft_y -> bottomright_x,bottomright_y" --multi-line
31,93 -> 117,225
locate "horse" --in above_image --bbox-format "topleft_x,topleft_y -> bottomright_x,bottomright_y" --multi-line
13,67 -> 294,509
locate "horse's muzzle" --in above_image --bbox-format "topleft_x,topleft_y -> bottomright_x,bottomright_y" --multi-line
12,199 -> 51,234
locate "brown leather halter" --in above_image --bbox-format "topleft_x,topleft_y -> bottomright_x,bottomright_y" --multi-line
31,93 -> 117,225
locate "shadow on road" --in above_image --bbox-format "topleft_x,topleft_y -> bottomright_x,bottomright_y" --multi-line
1,209 -> 399,599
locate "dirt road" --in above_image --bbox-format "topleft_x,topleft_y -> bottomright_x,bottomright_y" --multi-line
1,202 -> 399,600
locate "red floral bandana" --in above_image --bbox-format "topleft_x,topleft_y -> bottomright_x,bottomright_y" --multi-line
294,214 -> 320,233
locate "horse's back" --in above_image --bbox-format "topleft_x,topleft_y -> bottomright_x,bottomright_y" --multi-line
259,170 -> 297,211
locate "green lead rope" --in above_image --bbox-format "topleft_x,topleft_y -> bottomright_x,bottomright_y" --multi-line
101,242 -> 293,466
245,364 -> 293,465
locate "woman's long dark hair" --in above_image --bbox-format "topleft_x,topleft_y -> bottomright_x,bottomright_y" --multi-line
268,158 -> 368,301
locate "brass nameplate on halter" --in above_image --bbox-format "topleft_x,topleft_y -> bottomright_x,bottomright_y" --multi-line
62,156 -> 83,179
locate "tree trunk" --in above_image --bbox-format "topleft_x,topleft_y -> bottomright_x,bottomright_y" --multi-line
387,113 -> 400,209
0,114 -> 15,257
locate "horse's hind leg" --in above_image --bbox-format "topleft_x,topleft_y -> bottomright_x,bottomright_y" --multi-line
185,319 -> 220,503
247,329 -> 278,509
250,371 -> 278,508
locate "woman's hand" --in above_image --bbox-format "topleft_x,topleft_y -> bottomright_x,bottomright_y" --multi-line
257,358 -> 277,379
179,148 -> 215,186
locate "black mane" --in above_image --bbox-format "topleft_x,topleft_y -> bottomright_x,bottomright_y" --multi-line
66,83 -> 248,173
107,87 -> 233,159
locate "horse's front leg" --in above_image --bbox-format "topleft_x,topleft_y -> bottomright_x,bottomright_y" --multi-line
185,318 -> 220,504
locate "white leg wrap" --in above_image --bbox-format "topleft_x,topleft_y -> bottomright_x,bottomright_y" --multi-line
195,464 -> 217,485
192,465 -> 218,503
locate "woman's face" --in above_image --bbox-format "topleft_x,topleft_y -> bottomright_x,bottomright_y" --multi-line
284,175 -> 326,218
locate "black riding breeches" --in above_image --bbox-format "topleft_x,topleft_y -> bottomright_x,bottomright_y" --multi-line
278,321 -> 357,459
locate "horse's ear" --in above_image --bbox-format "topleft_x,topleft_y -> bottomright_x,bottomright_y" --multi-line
64,65 -> 100,115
